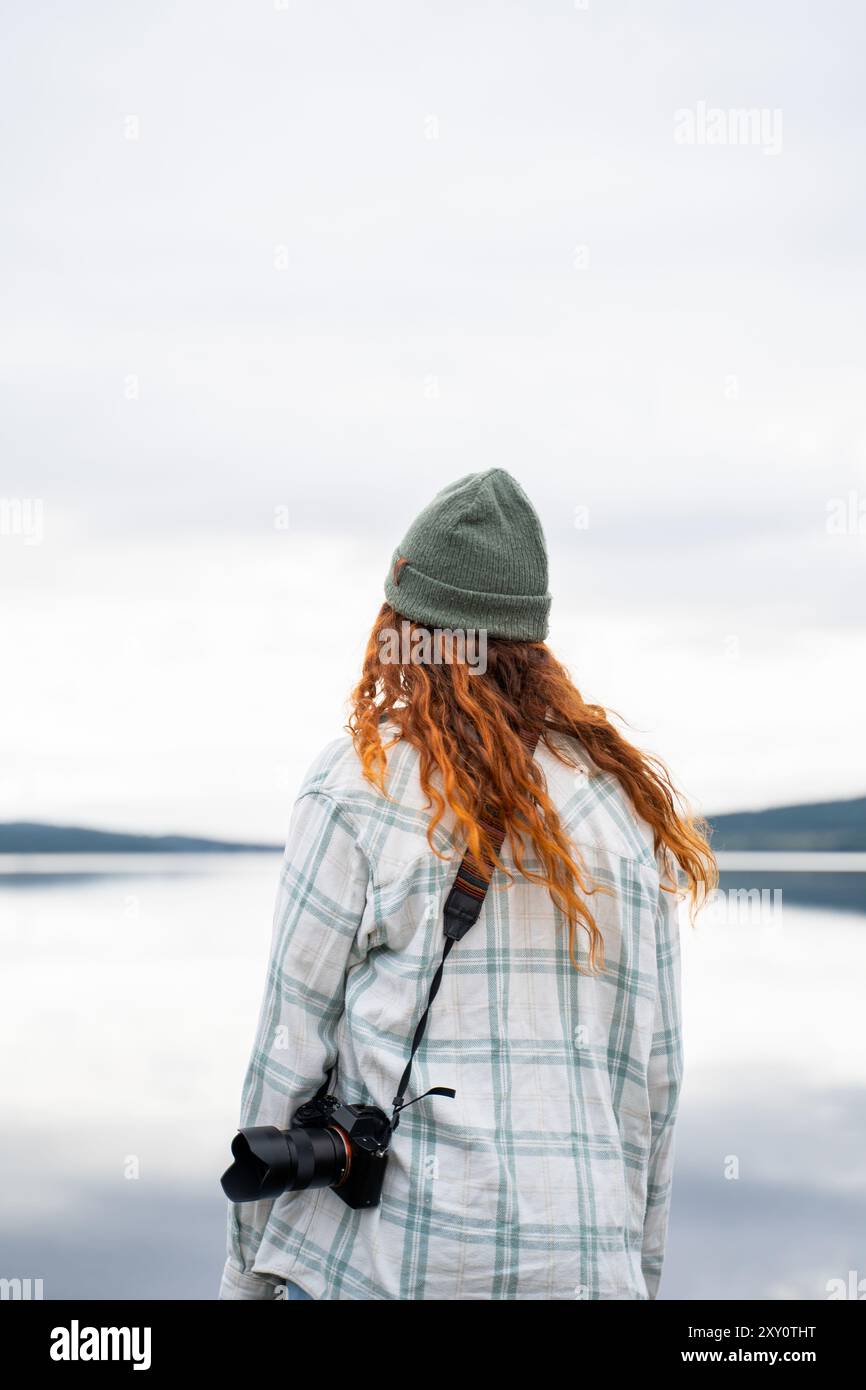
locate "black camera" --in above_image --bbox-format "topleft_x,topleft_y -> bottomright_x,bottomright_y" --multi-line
220,1094 -> 392,1210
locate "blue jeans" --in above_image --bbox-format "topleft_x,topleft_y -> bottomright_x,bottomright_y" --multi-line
285,1278 -> 314,1300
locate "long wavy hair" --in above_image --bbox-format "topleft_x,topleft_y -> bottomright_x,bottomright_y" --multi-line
347,603 -> 717,973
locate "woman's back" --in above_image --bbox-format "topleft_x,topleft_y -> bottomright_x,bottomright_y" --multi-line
221,726 -> 682,1300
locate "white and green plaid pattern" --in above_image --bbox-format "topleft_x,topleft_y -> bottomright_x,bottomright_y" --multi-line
219,728 -> 683,1301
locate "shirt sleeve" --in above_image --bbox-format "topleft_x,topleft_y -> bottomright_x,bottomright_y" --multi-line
218,787 -> 372,1300
640,848 -> 685,1300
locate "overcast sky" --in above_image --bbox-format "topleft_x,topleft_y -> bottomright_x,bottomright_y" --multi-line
1,0 -> 864,838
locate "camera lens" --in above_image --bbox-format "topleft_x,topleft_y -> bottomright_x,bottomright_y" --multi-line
220,1122 -> 349,1203
286,1124 -> 349,1191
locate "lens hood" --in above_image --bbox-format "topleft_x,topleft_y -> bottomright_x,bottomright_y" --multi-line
220,1126 -> 295,1202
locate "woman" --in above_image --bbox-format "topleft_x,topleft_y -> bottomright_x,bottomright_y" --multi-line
218,468 -> 716,1301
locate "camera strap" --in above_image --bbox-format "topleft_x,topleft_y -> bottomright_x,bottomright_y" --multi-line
389,726 -> 542,1132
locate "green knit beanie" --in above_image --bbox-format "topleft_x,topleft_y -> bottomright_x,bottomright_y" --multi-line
383,468 -> 551,640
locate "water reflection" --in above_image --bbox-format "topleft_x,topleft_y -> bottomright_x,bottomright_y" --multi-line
1,855 -> 863,1300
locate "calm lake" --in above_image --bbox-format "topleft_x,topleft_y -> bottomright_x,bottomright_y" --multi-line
1,854 -> 864,1300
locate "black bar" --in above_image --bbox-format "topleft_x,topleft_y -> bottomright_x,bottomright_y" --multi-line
7,1297 -> 862,1375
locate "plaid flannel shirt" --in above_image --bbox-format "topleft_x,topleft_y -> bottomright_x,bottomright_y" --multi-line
219,726 -> 683,1301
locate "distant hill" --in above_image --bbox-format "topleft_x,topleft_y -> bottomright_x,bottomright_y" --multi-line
1,795 -> 864,856
708,796 -> 866,852
0,823 -> 280,854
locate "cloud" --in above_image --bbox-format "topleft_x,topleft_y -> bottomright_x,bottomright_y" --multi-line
2,0 -> 864,828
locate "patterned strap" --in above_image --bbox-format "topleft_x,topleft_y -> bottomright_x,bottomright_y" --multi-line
440,814 -> 508,941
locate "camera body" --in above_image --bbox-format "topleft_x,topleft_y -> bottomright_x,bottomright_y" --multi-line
220,1092 -> 392,1210
293,1094 -> 392,1209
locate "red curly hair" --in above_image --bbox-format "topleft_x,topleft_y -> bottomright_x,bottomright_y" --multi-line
347,603 -> 717,973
